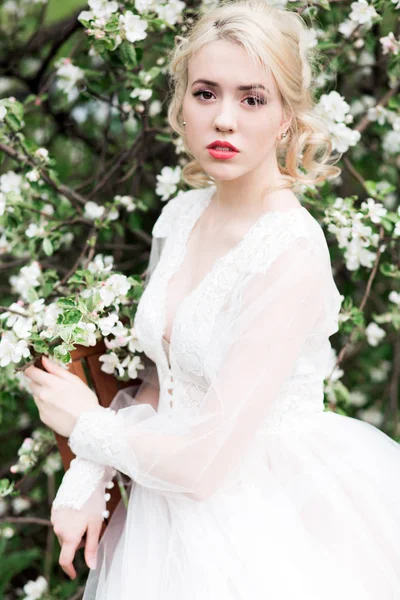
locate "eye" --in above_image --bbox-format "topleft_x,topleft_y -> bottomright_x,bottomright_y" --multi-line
193,90 -> 215,101
244,95 -> 266,107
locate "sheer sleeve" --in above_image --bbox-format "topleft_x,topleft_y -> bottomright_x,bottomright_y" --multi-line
51,198 -> 178,511
68,236 -> 336,502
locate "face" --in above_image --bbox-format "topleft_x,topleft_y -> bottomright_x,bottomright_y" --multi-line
182,39 -> 291,183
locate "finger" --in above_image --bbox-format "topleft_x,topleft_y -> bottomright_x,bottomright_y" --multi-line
24,364 -> 59,386
85,521 -> 102,569
29,384 -> 45,403
42,355 -> 77,381
59,539 -> 79,580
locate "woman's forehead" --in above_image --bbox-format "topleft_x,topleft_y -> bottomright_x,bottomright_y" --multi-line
188,41 -> 275,90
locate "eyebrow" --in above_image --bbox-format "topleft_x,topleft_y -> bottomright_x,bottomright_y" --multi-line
191,79 -> 269,93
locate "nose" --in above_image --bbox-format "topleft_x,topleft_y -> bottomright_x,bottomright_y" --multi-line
213,100 -> 237,132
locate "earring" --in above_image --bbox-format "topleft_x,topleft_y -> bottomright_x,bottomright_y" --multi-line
281,131 -> 287,139
182,121 -> 186,126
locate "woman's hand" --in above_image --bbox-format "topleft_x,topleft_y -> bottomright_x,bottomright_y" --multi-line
24,356 -> 101,438
51,506 -> 103,579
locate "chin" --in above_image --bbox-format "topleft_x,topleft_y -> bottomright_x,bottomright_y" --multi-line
201,163 -> 246,182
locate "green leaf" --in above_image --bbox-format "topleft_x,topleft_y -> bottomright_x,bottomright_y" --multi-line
57,298 -> 76,308
0,548 -> 41,597
62,309 -> 82,324
42,238 -> 53,256
155,133 -> 172,143
364,180 -> 377,197
4,113 -> 22,132
119,40 -> 137,69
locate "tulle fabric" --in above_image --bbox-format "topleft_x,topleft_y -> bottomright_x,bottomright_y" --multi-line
83,408 -> 400,599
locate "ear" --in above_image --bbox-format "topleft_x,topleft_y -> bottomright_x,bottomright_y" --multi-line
279,109 -> 293,137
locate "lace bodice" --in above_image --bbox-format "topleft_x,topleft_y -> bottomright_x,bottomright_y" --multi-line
53,185 -> 343,510
134,185 -> 340,423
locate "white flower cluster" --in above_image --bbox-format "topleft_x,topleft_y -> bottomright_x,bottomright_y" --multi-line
358,406 -> 384,427
79,0 -> 186,49
99,320 -> 144,378
22,575 -> 48,600
380,32 -> 400,56
9,433 -> 41,474
315,91 -> 361,153
324,197 -> 388,271
114,194 -> 137,212
9,261 -> 42,302
55,58 -> 85,103
155,165 -> 182,201
0,170 -> 24,217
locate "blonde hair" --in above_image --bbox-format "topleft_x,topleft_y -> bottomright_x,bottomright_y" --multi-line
166,0 -> 341,191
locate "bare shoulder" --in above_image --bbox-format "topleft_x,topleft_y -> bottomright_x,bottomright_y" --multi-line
265,188 -> 302,212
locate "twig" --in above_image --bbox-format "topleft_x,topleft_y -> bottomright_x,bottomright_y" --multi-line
0,141 -> 87,211
0,516 -> 51,527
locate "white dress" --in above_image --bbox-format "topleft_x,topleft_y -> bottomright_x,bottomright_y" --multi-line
53,185 -> 400,599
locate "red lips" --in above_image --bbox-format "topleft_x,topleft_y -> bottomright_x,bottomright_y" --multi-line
206,140 -> 240,152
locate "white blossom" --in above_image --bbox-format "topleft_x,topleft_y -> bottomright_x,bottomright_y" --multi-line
388,291 -> 400,307
156,165 -> 182,201
348,390 -> 367,407
0,170 -> 23,194
76,321 -> 97,346
22,575 -> 48,600
0,192 -> 5,217
114,195 -> 136,212
34,147 -> 49,161
360,198 -> 387,224
26,223 -> 45,238
84,200 -> 105,220
99,351 -> 121,375
26,169 -> 40,183
97,313 -> 120,337
135,0 -> 159,12
357,407 -> 384,427
382,130 -> 400,155
10,261 -> 42,301
328,121 -> 361,153
55,60 -> 85,103
365,322 -> 386,346
12,496 -> 31,514
370,360 -> 391,382
126,355 -> 144,379
349,0 -> 378,26
380,32 -> 400,56
149,99 -> 162,117
0,331 -> 31,366
155,0 -> 186,26
79,0 -> 118,22
119,11 -> 148,43
12,316 -> 34,340
43,453 -> 62,475
130,87 -> 153,102
99,274 -> 131,307
338,19 -> 358,38
87,253 -> 114,274
0,105 -> 7,122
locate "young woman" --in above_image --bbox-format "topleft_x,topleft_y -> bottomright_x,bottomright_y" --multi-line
25,0 -> 400,597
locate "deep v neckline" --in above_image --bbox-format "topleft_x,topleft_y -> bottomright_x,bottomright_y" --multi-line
161,186 -> 305,358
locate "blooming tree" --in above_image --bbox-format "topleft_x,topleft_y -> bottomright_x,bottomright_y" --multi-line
0,0 -> 399,596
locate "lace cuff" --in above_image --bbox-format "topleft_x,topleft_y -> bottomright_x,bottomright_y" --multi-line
68,407 -> 128,474
52,455 -> 115,512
